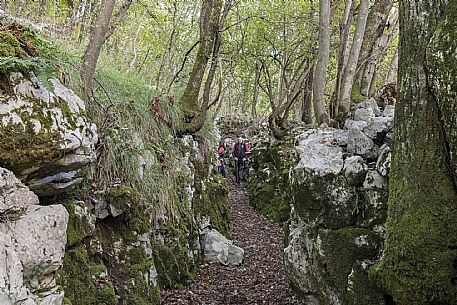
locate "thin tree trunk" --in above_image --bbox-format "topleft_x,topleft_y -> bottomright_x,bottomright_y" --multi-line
81,0 -> 116,99
332,0 -> 353,118
39,0 -> 46,16
355,0 -> 394,94
252,62 -> 261,118
339,0 -> 370,117
362,8 -> 399,96
312,0 -> 330,124
302,62 -> 314,124
127,24 -> 142,72
383,46 -> 398,85
104,0 -> 134,40
156,2 -> 178,91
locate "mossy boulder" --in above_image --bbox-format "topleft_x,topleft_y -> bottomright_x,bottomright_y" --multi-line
59,245 -> 117,305
0,72 -> 98,196
64,200 -> 96,247
192,174 -> 230,236
0,30 -> 25,57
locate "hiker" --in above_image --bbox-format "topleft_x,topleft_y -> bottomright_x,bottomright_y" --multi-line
217,141 -> 226,177
232,136 -> 249,185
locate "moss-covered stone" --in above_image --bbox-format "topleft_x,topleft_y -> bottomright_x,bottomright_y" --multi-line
59,245 -> 118,305
246,139 -> 295,224
0,31 -> 24,57
318,228 -> 382,296
152,242 -> 194,289
63,200 -> 95,247
192,174 -> 230,236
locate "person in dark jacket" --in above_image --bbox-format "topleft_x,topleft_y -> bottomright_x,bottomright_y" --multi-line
232,136 -> 249,184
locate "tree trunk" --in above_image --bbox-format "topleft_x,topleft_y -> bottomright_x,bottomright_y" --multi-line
355,0 -> 393,96
332,0 -> 353,119
302,62 -> 314,124
252,62 -> 261,118
179,0 -> 224,134
105,0 -> 134,40
338,0 -> 370,117
383,46 -> 398,85
361,8 -> 399,96
312,0 -> 330,124
81,0 -> 116,99
375,1 -> 457,304
39,0 -> 46,16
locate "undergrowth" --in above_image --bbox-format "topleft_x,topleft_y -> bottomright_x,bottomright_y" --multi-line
33,34 -> 193,224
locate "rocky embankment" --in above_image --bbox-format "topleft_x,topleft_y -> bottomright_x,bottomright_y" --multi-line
0,24 -> 234,304
248,95 -> 395,304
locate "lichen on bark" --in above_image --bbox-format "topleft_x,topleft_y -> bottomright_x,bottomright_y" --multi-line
372,2 -> 457,304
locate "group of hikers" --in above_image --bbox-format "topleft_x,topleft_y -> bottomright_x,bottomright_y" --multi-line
217,135 -> 250,185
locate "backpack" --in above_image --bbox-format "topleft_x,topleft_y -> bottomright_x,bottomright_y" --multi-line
234,143 -> 248,158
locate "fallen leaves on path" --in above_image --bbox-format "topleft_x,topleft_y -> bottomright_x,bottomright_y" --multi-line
161,177 -> 303,305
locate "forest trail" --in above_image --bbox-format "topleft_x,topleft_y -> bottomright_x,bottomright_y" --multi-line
161,176 -> 302,305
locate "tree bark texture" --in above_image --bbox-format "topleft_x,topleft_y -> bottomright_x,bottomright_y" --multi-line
179,0 -> 224,134
252,62 -> 261,118
339,0 -> 370,117
312,0 -> 330,124
383,46 -> 398,85
375,1 -> 457,304
302,62 -> 314,125
362,8 -> 399,97
80,0 -> 115,98
332,0 -> 353,119
355,0 -> 393,95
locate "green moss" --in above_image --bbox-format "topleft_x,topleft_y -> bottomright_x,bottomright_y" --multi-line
0,31 -> 24,57
247,181 -> 290,223
59,245 -> 118,305
63,200 -> 94,247
0,121 -> 61,172
318,228 -> 383,302
192,174 -> 230,236
107,185 -> 139,212
351,86 -> 367,104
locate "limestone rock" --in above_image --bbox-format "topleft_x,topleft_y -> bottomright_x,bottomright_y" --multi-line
294,128 -> 348,176
201,229 -> 244,266
362,117 -> 393,140
356,98 -> 382,116
343,156 -> 368,186
345,119 -> 368,131
347,125 -> 379,159
354,107 -> 375,123
0,167 -> 39,213
0,72 -> 98,196
376,145 -> 392,176
0,167 -> 67,305
383,105 -> 395,117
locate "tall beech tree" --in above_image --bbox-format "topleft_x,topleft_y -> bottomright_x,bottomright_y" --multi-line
375,1 -> 457,303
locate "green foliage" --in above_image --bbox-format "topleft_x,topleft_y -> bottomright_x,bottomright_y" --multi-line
350,187 -> 369,217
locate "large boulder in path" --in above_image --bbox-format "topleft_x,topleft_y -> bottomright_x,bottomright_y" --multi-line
201,229 -> 244,266
0,167 -> 68,305
0,72 -> 98,196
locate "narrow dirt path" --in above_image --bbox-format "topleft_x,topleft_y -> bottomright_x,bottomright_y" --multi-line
161,177 -> 302,305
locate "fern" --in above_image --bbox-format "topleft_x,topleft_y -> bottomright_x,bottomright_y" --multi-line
0,56 -> 56,91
